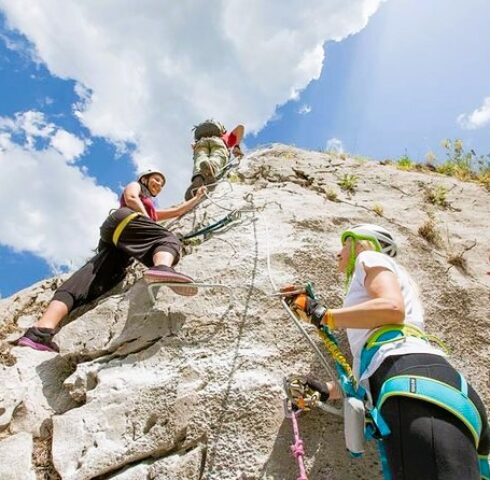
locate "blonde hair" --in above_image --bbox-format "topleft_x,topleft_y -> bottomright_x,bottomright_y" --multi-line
356,240 -> 376,253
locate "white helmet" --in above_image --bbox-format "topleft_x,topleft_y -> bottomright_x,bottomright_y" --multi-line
137,169 -> 166,186
341,224 -> 397,257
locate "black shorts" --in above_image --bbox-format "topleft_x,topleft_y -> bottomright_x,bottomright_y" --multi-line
100,208 -> 181,266
52,208 -> 182,312
369,353 -> 489,480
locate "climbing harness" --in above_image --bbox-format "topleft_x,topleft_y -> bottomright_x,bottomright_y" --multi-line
378,374 -> 482,445
480,455 -> 490,480
359,323 -> 448,377
112,212 -> 140,246
361,324 -> 489,476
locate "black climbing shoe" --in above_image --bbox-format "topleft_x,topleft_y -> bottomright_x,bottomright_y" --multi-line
184,174 -> 205,201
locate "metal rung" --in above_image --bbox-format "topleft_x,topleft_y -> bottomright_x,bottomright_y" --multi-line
146,281 -> 234,303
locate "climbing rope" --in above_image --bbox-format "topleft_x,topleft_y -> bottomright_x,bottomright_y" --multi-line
181,210 -> 243,240
262,215 -> 344,401
203,190 -> 256,213
318,330 -> 355,386
213,157 -> 241,182
288,407 -> 308,480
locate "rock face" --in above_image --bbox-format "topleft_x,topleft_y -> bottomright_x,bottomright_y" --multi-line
0,145 -> 489,479
0,432 -> 36,480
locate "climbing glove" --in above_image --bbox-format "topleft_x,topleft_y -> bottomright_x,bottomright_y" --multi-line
279,284 -> 327,328
291,294 -> 326,329
288,375 -> 330,411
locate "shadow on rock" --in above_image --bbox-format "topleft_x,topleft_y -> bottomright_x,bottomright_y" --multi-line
35,355 -> 79,414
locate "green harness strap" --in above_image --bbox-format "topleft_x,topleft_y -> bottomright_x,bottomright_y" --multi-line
360,323 -> 448,378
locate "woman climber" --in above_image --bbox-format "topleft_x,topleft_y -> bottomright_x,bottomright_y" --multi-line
15,169 -> 205,353
283,224 -> 489,480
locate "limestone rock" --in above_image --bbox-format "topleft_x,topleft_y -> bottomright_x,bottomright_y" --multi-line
0,145 -> 488,479
0,432 -> 36,480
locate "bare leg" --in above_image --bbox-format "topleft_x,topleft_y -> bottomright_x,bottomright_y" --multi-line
35,300 -> 69,330
153,251 -> 174,267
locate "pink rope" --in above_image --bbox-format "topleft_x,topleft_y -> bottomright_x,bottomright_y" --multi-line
290,410 -> 308,480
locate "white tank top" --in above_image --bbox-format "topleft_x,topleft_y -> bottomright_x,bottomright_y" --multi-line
344,251 -> 445,384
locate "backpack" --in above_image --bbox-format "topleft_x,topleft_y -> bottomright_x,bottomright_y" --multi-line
193,119 -> 226,141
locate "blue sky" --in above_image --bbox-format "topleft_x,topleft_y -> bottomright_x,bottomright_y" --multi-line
250,0 -> 490,159
0,0 -> 489,297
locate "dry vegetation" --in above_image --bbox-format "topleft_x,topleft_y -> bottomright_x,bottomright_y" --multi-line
389,139 -> 490,191
418,217 -> 443,247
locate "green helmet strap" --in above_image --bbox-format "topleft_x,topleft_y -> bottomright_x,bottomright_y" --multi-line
341,231 -> 382,288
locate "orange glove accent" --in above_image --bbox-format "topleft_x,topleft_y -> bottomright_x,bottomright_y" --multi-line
293,294 -> 308,312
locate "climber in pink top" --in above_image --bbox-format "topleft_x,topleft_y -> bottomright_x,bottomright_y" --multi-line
15,169 -> 205,353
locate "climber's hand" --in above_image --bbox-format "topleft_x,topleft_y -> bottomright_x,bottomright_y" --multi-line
303,375 -> 330,402
194,186 -> 207,200
287,375 -> 330,411
290,293 -> 326,329
277,284 -> 326,328
232,145 -> 244,159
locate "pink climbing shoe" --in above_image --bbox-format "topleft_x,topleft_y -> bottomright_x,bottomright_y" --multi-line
144,265 -> 198,296
16,327 -> 59,353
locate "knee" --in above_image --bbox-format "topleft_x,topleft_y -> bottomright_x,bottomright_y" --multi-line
52,290 -> 75,312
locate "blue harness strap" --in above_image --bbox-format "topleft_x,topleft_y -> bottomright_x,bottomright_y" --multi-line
359,325 -> 487,479
376,374 -> 482,447
479,455 -> 490,480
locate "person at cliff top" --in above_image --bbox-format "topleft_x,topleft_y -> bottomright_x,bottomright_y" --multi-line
184,119 -> 244,200
284,224 -> 489,479
15,170 -> 205,353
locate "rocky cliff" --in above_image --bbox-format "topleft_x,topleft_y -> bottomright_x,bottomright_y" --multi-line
1,145 -> 489,480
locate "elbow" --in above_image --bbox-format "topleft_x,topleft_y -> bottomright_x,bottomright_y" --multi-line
124,195 -> 139,207
387,300 -> 405,324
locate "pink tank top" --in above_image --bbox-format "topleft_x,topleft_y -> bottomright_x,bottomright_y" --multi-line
120,193 -> 157,221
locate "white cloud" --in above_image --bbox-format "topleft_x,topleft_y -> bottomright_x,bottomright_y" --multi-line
0,111 -> 54,147
0,0 -> 385,201
0,112 -> 116,269
51,129 -> 87,162
298,104 -> 312,115
326,137 -> 344,152
457,97 -> 490,130
0,111 -> 87,160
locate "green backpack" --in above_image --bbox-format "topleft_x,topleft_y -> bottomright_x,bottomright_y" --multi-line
193,119 -> 226,141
